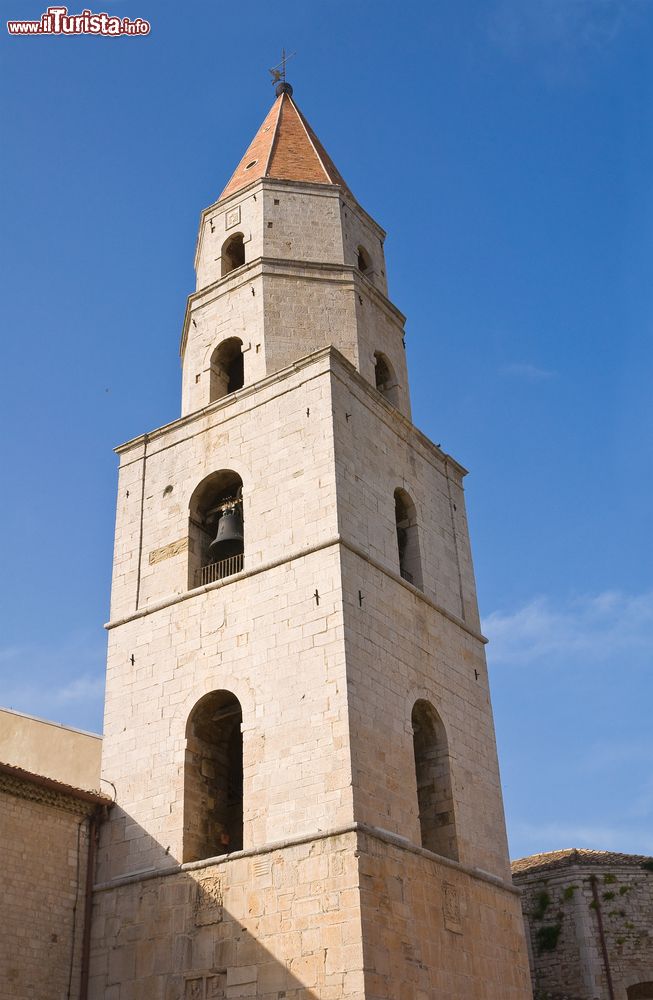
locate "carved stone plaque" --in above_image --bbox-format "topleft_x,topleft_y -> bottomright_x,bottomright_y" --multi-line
206,976 -> 225,999
185,979 -> 203,1000
443,882 -> 463,934
194,874 -> 223,926
148,537 -> 188,565
225,206 -> 240,230
182,973 -> 225,999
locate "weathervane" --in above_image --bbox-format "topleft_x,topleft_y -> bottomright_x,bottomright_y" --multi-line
269,48 -> 296,96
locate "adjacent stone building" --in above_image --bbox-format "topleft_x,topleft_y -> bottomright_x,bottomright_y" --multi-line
513,849 -> 653,1000
0,711 -> 110,1000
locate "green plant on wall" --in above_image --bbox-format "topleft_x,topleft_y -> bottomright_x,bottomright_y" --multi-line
536,923 -> 562,953
562,885 -> 577,901
533,890 -> 551,920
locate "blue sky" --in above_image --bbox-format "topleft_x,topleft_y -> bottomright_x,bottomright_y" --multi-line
1,0 -> 651,861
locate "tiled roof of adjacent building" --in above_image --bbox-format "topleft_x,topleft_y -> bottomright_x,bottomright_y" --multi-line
219,90 -> 353,202
0,760 -> 112,807
512,848 -> 653,876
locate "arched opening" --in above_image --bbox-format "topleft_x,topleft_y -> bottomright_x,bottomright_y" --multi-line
209,337 -> 244,401
357,244 -> 372,275
628,985 -> 653,999
374,351 -> 400,408
221,233 -> 245,277
411,699 -> 458,860
188,470 -> 244,588
183,690 -> 243,863
394,488 -> 423,590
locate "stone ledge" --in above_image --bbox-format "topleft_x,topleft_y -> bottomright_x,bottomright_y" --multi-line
180,256 -> 404,357
104,533 -> 486,645
93,821 -> 517,897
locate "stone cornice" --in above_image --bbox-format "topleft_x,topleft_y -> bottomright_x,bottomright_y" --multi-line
105,530 -> 485,645
179,256 -> 405,358
93,821 -> 517,898
115,346 -> 466,480
115,345 -> 337,455
194,176 -> 386,272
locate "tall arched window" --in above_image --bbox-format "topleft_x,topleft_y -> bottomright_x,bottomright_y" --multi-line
210,337 -> 244,401
411,699 -> 458,860
394,488 -> 423,590
188,470 -> 244,588
183,690 -> 243,863
374,351 -> 399,408
221,233 -> 245,276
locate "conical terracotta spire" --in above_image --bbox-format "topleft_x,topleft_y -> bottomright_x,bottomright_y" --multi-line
219,90 -> 352,202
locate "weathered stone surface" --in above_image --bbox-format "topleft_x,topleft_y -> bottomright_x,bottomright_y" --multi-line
514,854 -> 653,1000
149,537 -> 189,565
0,784 -> 94,1000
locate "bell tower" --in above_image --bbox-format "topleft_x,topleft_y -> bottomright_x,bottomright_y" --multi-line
90,84 -> 533,1000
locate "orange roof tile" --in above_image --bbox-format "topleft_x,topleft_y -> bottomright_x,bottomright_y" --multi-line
0,759 -> 112,805
511,848 -> 653,876
219,91 -> 352,202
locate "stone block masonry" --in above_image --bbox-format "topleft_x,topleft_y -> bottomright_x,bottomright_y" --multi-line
0,766 -> 108,1000
92,85 -> 534,998
513,851 -> 653,1000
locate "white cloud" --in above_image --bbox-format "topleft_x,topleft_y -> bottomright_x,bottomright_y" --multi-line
53,673 -> 105,705
489,0 -> 641,55
577,737 -> 653,773
501,362 -> 556,380
483,589 -> 653,666
510,819 -> 653,858
0,632 -> 105,730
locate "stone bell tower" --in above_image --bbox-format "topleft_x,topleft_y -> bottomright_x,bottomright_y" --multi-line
90,83 -> 533,999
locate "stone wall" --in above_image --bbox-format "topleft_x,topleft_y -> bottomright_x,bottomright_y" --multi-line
514,857 -> 653,1000
89,831 -> 365,1000
95,347 -> 533,998
358,829 -> 531,999
181,180 -> 407,419
103,350 -> 496,878
89,827 -> 533,1000
0,776 -> 95,1000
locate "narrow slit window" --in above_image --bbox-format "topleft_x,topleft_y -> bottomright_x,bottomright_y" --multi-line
374,352 -> 399,408
394,488 -> 423,590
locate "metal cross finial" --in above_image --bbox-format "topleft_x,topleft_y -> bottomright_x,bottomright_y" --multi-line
269,48 -> 296,88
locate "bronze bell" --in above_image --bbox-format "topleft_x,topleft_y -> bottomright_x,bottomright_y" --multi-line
208,504 -> 244,563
